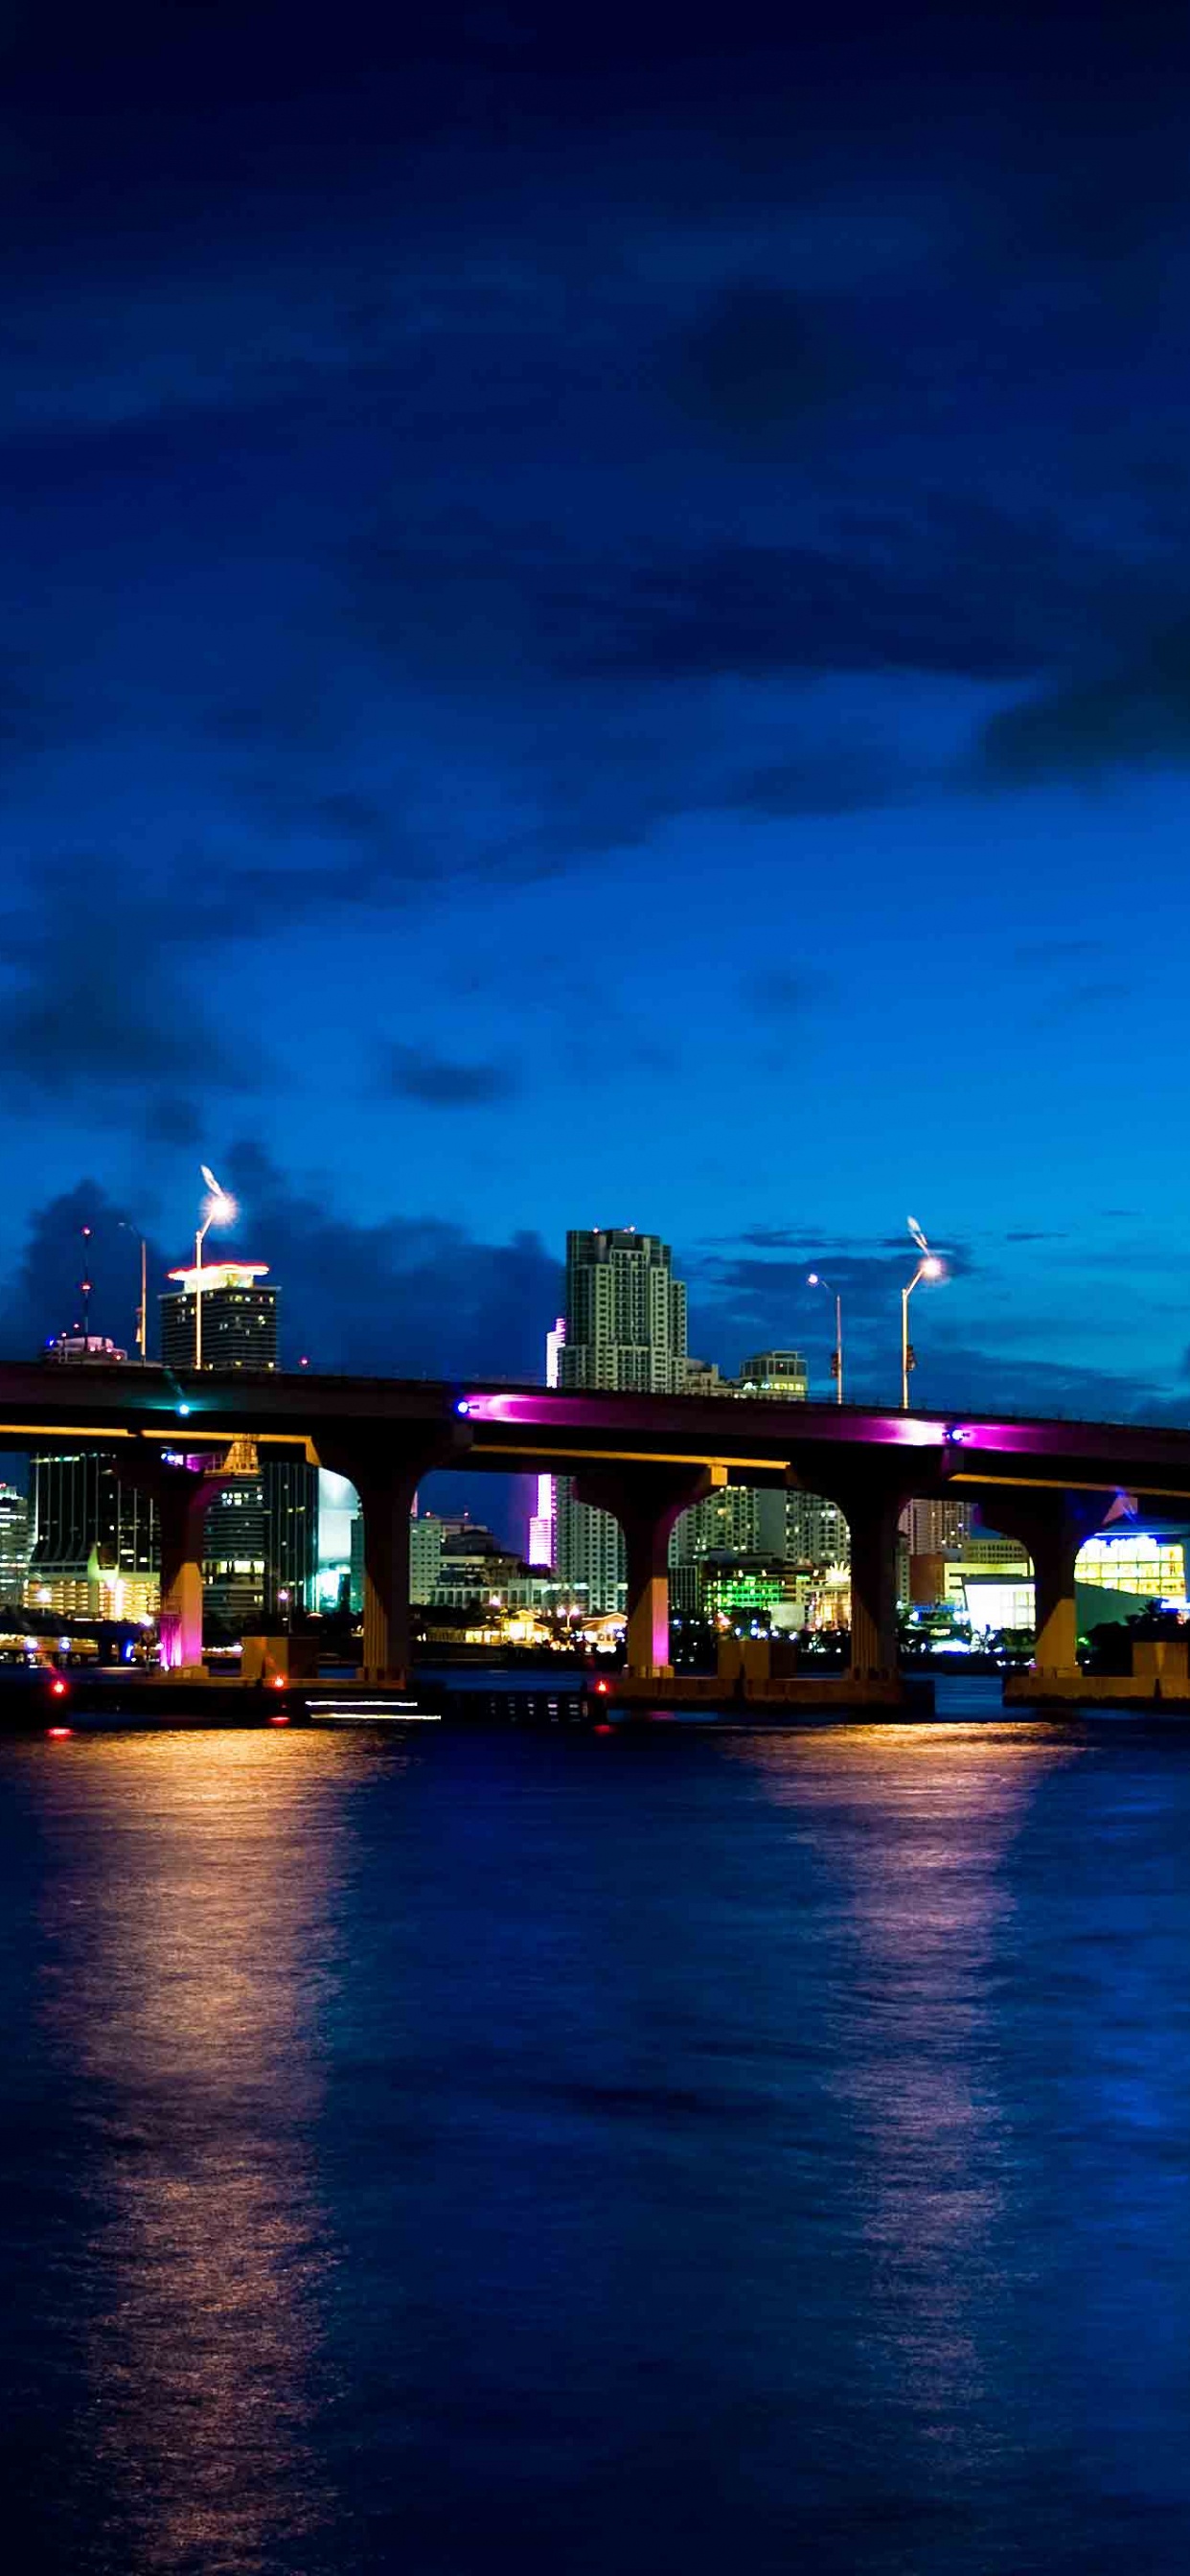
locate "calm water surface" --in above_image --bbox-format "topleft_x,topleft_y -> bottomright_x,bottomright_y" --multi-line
1,1684 -> 1188,2573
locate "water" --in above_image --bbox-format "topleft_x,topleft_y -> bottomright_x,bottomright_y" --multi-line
2,1682 -> 1189,2573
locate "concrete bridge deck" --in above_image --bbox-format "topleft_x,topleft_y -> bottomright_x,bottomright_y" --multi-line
9,1361 -> 1190,1699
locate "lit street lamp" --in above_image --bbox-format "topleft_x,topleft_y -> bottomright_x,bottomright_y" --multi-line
807,1273 -> 844,1403
194,1164 -> 237,1370
901,1216 -> 944,1410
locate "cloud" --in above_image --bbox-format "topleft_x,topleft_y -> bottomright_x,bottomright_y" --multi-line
976,620 -> 1190,783
669,284 -> 862,440
378,1045 -> 518,1107
0,855 -> 272,1114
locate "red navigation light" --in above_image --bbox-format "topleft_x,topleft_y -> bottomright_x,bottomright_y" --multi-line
47,1726 -> 72,1739
269,1711 -> 290,1726
594,1721 -> 612,1736
595,1679 -> 608,1694
271,1675 -> 286,1690
50,1678 -> 67,1698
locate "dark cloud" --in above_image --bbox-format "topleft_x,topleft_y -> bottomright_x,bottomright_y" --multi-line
669,285 -> 861,441
0,1182 -> 159,1358
976,621 -> 1190,783
0,879 -> 264,1110
378,1046 -> 518,1108
217,1144 -> 558,1377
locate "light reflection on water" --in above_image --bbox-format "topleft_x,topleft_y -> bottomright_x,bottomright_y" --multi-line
0,1707 -> 1187,2573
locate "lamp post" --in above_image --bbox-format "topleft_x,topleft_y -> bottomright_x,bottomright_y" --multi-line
194,1164 -> 238,1371
807,1273 -> 844,1403
901,1217 -> 943,1410
118,1222 -> 149,1361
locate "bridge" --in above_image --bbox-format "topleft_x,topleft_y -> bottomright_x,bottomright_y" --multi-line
9,1362 -> 1190,1692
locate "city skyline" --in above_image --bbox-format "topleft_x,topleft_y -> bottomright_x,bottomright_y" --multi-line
5,1 -> 1190,1431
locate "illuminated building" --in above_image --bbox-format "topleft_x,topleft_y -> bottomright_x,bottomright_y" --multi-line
559,1230 -> 687,1394
202,1460 -> 318,1636
26,1452 -> 158,1620
786,1491 -> 850,1566
1074,1532 -> 1187,1604
699,1555 -> 793,1617
901,1498 -> 973,1554
159,1262 -> 277,1371
410,1510 -> 447,1603
527,1317 -> 565,1566
0,1484 -> 31,1607
44,1333 -> 128,1365
738,1350 -> 809,1399
557,1229 -> 689,1611
671,1480 -> 786,1575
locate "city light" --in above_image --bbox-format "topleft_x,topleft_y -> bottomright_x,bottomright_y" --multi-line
902,1218 -> 946,1410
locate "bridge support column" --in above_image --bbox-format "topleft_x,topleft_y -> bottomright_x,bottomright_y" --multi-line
157,1484 -> 210,1673
118,1454 -> 229,1677
573,1463 -> 719,1678
965,1486 -> 1109,1678
318,1427 -> 474,1686
832,1484 -> 910,1682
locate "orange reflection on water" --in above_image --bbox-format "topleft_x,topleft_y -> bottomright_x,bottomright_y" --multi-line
36,1732 -> 357,2570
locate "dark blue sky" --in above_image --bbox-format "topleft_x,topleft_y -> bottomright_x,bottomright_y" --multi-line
4,0 -> 1190,1416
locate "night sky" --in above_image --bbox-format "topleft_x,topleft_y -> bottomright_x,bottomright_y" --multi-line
5,0 -> 1190,1421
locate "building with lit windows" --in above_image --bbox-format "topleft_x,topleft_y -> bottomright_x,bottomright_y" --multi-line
0,1484 -> 31,1608
159,1262 -> 278,1371
26,1452 -> 158,1620
738,1350 -> 809,1399
557,1230 -> 689,1611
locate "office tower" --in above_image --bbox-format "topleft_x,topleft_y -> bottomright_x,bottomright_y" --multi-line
26,1452 -> 158,1620
203,1458 -> 318,1635
527,1317 -> 565,1566
0,1484 -> 30,1607
159,1261 -> 278,1371
557,1230 -> 688,1610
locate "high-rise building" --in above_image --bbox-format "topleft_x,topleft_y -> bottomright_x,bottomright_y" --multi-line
203,1458 -> 318,1635
159,1262 -> 278,1372
0,1484 -> 30,1607
557,1229 -> 688,1610
527,1317 -> 565,1566
901,1498 -> 973,1554
26,1452 -> 158,1620
671,1480 -> 787,1572
559,1230 -> 687,1393
786,1491 -> 850,1567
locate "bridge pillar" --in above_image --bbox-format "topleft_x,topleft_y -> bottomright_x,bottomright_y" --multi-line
118,1454 -> 229,1676
830,1482 -> 912,1681
964,1486 -> 1109,1677
572,1462 -> 720,1677
157,1484 -> 211,1673
317,1428 -> 474,1685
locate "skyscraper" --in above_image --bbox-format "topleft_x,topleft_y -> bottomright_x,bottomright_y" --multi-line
159,1261 -> 278,1371
557,1230 -> 689,1610
26,1452 -> 158,1619
559,1230 -> 687,1393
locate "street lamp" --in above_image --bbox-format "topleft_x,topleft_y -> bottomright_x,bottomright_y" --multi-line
194,1164 -> 237,1371
117,1221 -> 149,1361
807,1273 -> 844,1403
901,1216 -> 943,1410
